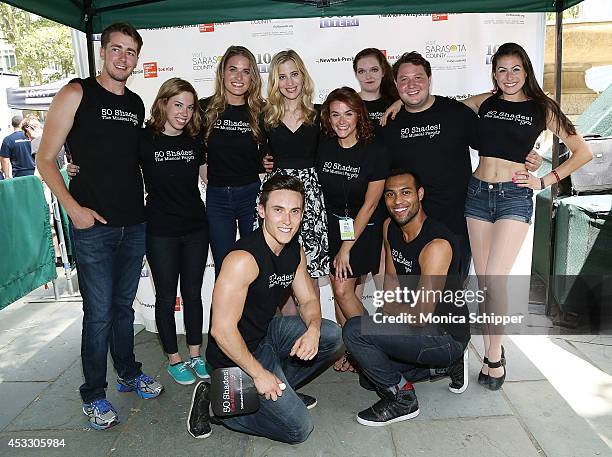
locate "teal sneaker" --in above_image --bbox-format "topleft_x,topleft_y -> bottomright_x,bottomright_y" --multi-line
167,362 -> 196,385
188,356 -> 211,379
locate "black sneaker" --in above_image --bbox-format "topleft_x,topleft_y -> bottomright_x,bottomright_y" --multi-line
359,373 -> 394,400
448,349 -> 469,394
297,392 -> 317,410
187,381 -> 212,439
356,386 -> 420,426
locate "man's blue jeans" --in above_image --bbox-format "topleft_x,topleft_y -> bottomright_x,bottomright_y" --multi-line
71,223 -> 145,403
343,316 -> 466,389
220,316 -> 342,444
206,181 -> 260,275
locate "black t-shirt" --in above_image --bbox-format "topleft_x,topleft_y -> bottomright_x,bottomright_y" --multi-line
139,127 -> 207,237
363,98 -> 389,139
264,106 -> 321,170
67,77 -> 145,226
478,94 -> 545,164
206,227 -> 301,369
380,96 -> 478,237
200,97 -> 260,187
386,217 -> 469,342
316,137 -> 389,217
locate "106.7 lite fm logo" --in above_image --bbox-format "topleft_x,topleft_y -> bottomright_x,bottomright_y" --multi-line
485,44 -> 502,65
255,52 -> 273,73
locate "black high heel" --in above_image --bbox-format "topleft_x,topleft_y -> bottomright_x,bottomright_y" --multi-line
478,357 -> 489,385
478,346 -> 505,387
487,357 -> 506,391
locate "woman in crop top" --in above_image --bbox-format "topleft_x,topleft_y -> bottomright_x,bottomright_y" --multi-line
462,42 -> 592,391
255,50 -> 329,316
200,46 -> 265,275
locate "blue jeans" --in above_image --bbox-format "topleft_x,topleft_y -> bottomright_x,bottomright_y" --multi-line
206,180 -> 260,275
343,316 -> 466,389
71,222 -> 146,403
220,316 -> 342,444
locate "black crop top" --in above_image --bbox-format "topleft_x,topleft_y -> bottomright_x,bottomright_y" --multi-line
478,94 -> 545,164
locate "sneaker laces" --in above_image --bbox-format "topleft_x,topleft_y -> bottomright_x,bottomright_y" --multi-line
135,373 -> 155,385
189,357 -> 204,367
91,398 -> 114,414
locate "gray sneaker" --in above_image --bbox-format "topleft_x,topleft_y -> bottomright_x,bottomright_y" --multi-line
82,399 -> 119,430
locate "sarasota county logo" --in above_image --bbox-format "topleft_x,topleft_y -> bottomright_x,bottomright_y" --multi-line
485,44 -> 501,65
143,62 -> 158,78
192,52 -> 222,71
424,41 -> 468,70
319,16 -> 359,28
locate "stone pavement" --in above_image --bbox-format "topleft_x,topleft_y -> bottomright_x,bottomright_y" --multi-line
1,283 -> 611,457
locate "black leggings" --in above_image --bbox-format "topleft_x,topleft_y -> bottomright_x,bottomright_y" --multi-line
146,228 -> 209,355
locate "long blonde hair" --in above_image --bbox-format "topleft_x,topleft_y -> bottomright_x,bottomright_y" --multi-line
263,50 -> 317,130
203,46 -> 264,145
146,77 -> 201,137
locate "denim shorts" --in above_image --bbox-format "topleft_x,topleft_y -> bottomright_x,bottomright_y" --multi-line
464,176 -> 533,224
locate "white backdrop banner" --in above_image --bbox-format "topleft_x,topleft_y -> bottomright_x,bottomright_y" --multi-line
82,12 -> 546,333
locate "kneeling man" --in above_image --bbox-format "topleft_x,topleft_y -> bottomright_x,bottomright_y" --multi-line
343,170 -> 470,426
188,174 -> 342,443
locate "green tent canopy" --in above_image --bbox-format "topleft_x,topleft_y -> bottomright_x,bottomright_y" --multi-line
2,0 -> 585,34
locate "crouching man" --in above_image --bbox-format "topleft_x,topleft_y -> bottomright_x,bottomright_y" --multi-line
188,174 -> 342,443
343,170 -> 471,426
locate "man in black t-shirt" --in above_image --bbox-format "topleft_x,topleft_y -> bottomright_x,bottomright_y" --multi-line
37,23 -> 163,431
0,115 -> 34,178
188,175 -> 342,443
380,52 -> 542,281
343,170 -> 470,427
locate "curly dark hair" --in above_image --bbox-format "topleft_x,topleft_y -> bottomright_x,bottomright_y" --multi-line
320,87 -> 373,143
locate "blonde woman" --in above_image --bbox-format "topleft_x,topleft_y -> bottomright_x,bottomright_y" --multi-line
258,50 -> 329,309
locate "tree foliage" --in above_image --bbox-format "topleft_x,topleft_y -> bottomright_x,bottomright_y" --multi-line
0,4 -> 75,86
546,5 -> 582,22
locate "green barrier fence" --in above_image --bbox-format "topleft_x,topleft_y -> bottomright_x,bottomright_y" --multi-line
0,176 -> 57,310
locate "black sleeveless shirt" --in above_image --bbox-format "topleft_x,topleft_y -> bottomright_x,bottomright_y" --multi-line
67,77 -> 145,226
478,93 -> 545,164
387,217 -> 469,342
206,227 -> 301,368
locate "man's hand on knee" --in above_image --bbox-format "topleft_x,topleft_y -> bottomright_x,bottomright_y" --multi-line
290,328 -> 320,361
